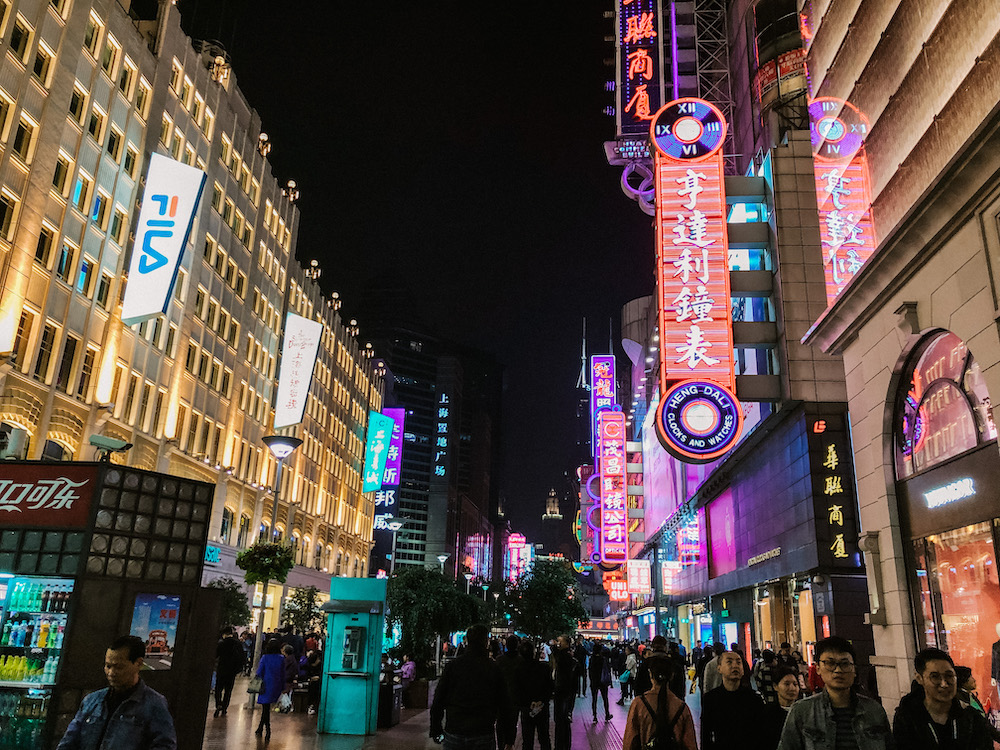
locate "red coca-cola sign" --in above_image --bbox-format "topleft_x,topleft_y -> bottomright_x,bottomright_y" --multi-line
0,464 -> 98,528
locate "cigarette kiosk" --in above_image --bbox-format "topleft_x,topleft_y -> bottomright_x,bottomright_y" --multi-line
317,577 -> 386,736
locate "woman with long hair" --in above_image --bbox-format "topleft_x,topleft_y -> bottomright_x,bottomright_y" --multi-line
622,656 -> 697,750
255,639 -> 285,741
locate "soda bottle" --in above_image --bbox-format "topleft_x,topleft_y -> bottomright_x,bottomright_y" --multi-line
53,624 -> 64,650
36,619 -> 49,649
39,587 -> 49,614
8,581 -> 22,611
1,620 -> 12,646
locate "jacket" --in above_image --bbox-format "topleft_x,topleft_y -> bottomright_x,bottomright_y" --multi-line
891,688 -> 992,749
702,684 -> 766,750
632,648 -> 670,696
777,688 -> 894,750
430,648 -> 514,743
256,653 -> 286,705
552,648 -> 578,697
514,658 -> 554,708
622,686 -> 697,750
56,680 -> 176,750
215,636 -> 245,677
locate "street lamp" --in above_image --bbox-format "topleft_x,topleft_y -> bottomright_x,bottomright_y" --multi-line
463,572 -> 473,595
435,553 -> 450,677
437,553 -> 450,575
383,516 -> 406,577
492,591 -> 500,629
251,434 -> 302,683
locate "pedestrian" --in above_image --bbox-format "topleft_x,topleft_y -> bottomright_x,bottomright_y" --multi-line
633,635 -> 669,698
279,624 -> 304,660
495,635 -> 522,750
667,641 -> 686,698
732,643 -> 752,689
776,641 -> 796,670
240,631 -> 255,675
552,634 -> 578,750
617,645 -> 638,704
588,641 -> 613,723
281,642 -> 298,702
515,639 -> 553,750
701,642 -> 727,694
753,649 -> 778,705
892,648 -> 992,749
254,639 -> 285,741
574,636 -> 589,697
304,648 -> 323,715
777,635 -> 892,750
956,665 -> 1000,743
430,623 -> 515,750
761,666 -> 801,749
622,655 -> 697,750
691,640 -> 704,668
213,625 -> 246,717
701,649 -> 766,750
56,634 -> 176,750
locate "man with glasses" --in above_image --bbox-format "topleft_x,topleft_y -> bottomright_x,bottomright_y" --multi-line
892,648 -> 991,749
777,635 -> 892,749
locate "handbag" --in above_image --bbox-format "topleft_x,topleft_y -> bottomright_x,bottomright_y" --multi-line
277,692 -> 293,713
247,676 -> 263,694
619,669 -> 631,684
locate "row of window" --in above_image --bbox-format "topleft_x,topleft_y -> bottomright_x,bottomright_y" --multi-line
168,57 -> 216,142
235,380 -> 270,424
218,135 -> 260,206
209,181 -> 253,248
202,235 -> 248,298
257,241 -> 286,289
174,404 -> 225,464
183,342 -> 234,397
244,334 -> 276,379
251,287 -> 282,332
193,286 -> 241,349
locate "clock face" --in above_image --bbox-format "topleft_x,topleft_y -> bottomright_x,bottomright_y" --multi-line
650,98 -> 727,161
809,97 -> 868,161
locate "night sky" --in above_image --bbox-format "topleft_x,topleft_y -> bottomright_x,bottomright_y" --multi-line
182,2 -> 654,538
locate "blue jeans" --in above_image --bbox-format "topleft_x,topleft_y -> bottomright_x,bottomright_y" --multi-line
444,730 -> 497,750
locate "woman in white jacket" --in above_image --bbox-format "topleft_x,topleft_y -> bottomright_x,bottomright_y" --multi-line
617,645 -> 639,704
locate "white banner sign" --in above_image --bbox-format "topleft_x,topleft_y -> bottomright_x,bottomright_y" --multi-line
273,313 -> 323,429
121,154 -> 206,325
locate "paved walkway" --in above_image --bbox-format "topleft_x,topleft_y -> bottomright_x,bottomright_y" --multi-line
202,678 -> 703,750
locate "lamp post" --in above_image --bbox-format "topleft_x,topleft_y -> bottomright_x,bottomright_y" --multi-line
383,516 -> 405,577
251,434 -> 302,682
435,553 -> 449,677
463,572 -> 473,595
492,591 -> 500,630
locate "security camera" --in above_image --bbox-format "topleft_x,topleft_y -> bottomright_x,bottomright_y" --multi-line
89,435 -> 132,452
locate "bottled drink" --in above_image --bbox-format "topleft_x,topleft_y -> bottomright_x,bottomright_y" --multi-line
53,625 -> 64,650
1,620 -> 12,646
9,581 -> 23,611
39,588 -> 49,614
22,620 -> 34,649
36,619 -> 49,649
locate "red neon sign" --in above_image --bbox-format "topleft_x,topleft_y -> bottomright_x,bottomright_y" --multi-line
617,0 -> 661,135
598,410 -> 628,564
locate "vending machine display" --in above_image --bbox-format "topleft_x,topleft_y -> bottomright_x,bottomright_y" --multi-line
0,576 -> 74,749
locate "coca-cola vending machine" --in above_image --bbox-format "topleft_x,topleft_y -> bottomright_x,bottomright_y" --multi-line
0,463 -> 221,750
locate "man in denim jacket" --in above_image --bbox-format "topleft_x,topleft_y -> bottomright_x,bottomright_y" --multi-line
57,634 -> 176,750
777,636 -> 893,750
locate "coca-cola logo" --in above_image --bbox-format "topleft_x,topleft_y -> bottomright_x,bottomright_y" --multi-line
0,477 -> 89,513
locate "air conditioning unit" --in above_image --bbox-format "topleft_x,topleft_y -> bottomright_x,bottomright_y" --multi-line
0,427 -> 28,460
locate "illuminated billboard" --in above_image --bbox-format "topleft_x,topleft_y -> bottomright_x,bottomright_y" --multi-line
598,410 -> 628,564
650,98 -> 742,463
591,355 -> 616,464
627,558 -> 651,595
616,0 -> 662,136
362,411 -> 395,493
507,533 -> 532,584
121,154 -> 206,325
273,313 -> 323,430
381,407 -> 405,487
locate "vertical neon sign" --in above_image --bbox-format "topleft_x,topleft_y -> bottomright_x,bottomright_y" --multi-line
433,393 -> 450,478
650,98 -> 743,463
617,0 -> 662,136
598,410 -> 628,564
591,355 -> 616,465
809,97 -> 876,305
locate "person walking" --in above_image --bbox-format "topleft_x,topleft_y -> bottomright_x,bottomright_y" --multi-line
762,666 -> 801,749
633,636 -> 670,698
495,635 -> 522,750
777,635 -> 892,750
667,642 -> 686,699
255,639 -> 286,741
617,645 -> 638,705
701,650 -> 766,750
588,642 -> 613,723
430,623 -> 515,750
552,635 -> 578,750
57,635 -> 176,750
701,642 -> 727,694
892,648 -> 992,749
622,655 -> 697,750
753,649 -> 779,706
213,625 -> 246,717
515,639 -> 553,750
574,637 -> 589,698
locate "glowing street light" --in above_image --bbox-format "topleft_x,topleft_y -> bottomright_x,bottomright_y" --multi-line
463,572 -> 473,595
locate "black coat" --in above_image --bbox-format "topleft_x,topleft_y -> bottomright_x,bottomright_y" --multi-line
215,636 -> 246,677
892,689 -> 992,750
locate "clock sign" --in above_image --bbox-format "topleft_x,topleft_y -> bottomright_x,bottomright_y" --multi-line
657,380 -> 743,462
810,97 -> 868,162
650,98 -> 727,161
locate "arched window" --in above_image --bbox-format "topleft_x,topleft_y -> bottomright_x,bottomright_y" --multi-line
219,507 -> 234,544
237,515 -> 251,548
894,330 -> 997,479
42,439 -> 70,461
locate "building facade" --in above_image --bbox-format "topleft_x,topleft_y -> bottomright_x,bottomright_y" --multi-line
0,0 -> 382,626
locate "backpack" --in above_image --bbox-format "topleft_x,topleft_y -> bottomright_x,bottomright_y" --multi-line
638,694 -> 684,749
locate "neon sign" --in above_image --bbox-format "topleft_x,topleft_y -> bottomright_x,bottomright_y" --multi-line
616,0 -> 661,136
809,97 -> 876,304
650,98 -> 742,463
924,478 -> 975,509
591,355 -> 616,465
507,533 -> 531,584
381,407 -> 405,487
433,393 -> 451,478
598,410 -> 628,564
362,411 -> 394,493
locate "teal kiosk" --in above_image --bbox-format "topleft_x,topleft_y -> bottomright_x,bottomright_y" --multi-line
317,577 -> 386,735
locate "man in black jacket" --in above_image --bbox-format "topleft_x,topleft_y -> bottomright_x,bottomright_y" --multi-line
431,623 -> 515,750
552,635 -> 578,750
701,650 -> 765,750
213,626 -> 246,717
495,635 -> 522,750
892,648 -> 992,749
515,640 -> 554,750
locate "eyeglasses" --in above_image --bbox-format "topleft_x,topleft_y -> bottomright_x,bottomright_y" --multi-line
925,672 -> 957,685
819,659 -> 856,672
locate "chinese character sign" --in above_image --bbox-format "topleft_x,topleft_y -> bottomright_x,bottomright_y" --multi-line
591,355 -> 616,464
381,407 -> 406,487
0,464 -> 97,527
627,558 -> 651,595
598,410 -> 628,564
809,97 -> 876,305
617,0 -> 662,136
807,413 -> 860,567
432,393 -> 451,479
362,411 -> 396,493
273,313 -> 323,429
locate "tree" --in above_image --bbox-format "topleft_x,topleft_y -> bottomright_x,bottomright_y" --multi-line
385,567 -> 484,670
235,542 -> 295,585
506,558 -> 589,639
282,585 -> 326,634
207,576 -> 252,628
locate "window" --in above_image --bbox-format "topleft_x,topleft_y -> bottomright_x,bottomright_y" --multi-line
33,323 -> 56,379
183,144 -> 195,166
106,127 -> 123,161
236,273 -> 247,299
54,335 -> 77,393
222,199 -> 233,225
49,0 -> 68,17
135,79 -> 150,118
169,59 -> 181,92
68,85 -> 86,123
72,173 -> 91,213
87,106 -> 104,140
110,207 -> 126,244
225,260 -> 237,285
54,243 -> 75,283
0,95 -> 10,140
170,131 -> 182,160
34,225 -> 53,265
122,373 -> 138,421
192,94 -> 204,124
0,192 -> 15,239
213,247 -> 225,275
32,44 -> 52,85
197,353 -> 208,380
76,256 -> 95,296
151,317 -> 163,348
100,35 -> 119,76
118,60 -> 135,97
240,165 -> 250,192
52,154 -> 70,192
249,179 -> 260,206
237,515 -> 251,548
136,382 -> 152,429
123,145 -> 138,177
96,272 -> 112,308
159,113 -> 171,145
91,191 -> 109,228
181,77 -> 192,108
12,115 -> 34,161
184,342 -> 196,372
10,310 -> 34,366
211,183 -> 223,211
174,269 -> 186,302
83,13 -> 102,56
219,135 -> 230,165
10,17 -> 30,62
76,347 -> 96,399
165,325 -> 177,357
219,508 -> 234,544
41,440 -> 68,461
151,390 -> 165,434
203,108 -> 215,139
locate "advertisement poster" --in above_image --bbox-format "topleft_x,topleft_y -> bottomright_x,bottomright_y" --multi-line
130,593 -> 181,670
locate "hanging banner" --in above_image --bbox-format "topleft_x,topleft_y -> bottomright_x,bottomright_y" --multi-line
627,558 -> 651,595
273,313 -> 323,429
121,154 -> 206,325
362,411 -> 395,493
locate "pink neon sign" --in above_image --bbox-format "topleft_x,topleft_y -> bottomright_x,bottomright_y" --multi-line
598,410 -> 628,564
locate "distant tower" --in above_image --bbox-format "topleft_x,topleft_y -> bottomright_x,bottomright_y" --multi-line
541,488 -> 563,522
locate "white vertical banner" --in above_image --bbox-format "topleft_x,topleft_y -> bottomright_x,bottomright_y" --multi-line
121,153 -> 206,325
627,558 -> 651,595
273,313 -> 323,429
